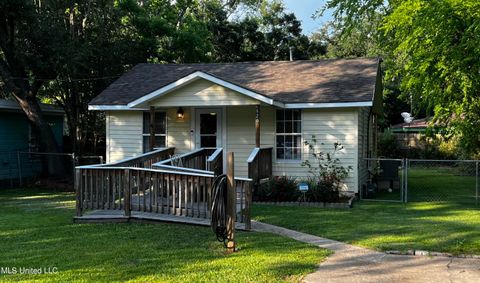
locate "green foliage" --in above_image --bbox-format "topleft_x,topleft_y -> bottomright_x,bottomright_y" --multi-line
321,0 -> 480,155
255,176 -> 299,202
301,136 -> 353,202
303,178 -> 339,203
1,0 -> 326,155
377,129 -> 402,158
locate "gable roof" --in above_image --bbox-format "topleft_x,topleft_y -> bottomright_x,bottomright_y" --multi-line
89,58 -> 380,108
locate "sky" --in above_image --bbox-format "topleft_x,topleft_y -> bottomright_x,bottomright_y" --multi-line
282,0 -> 333,35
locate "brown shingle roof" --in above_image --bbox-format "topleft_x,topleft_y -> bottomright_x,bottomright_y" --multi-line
89,58 -> 380,106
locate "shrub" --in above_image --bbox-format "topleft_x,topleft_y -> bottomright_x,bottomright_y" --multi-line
302,178 -> 341,203
378,129 -> 402,158
301,136 -> 352,202
255,176 -> 299,202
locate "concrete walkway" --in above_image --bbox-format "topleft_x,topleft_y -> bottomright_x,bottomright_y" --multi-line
252,221 -> 480,283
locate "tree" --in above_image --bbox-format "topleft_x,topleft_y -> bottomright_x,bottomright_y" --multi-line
0,1 -> 66,154
322,0 -> 480,154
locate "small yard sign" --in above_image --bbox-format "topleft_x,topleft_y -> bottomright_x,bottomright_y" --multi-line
298,183 -> 309,192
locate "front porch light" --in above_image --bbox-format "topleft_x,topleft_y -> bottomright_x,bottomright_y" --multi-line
177,107 -> 185,120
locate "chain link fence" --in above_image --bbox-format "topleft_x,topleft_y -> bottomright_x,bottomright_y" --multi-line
361,158 -> 479,206
0,151 -> 103,190
361,158 -> 405,202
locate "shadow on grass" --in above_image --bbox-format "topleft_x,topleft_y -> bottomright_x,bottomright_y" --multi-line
253,201 -> 480,255
0,188 -> 327,282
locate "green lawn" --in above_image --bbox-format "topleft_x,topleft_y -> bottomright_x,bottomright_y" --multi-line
407,167 -> 477,203
253,202 -> 480,255
0,188 -> 329,282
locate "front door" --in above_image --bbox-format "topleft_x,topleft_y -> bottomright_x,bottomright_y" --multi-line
195,108 -> 222,149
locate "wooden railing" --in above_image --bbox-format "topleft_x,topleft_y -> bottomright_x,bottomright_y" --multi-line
102,148 -> 175,168
247,147 -> 273,187
75,166 -> 252,228
206,148 -> 223,176
153,148 -> 223,175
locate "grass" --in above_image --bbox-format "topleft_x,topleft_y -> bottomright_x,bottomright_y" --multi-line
407,167 -> 477,203
0,188 -> 329,282
367,166 -> 478,203
254,201 -> 480,255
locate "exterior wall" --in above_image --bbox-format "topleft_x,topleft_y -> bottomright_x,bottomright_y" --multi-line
225,106 -> 275,177
105,106 -> 361,192
357,107 -> 371,191
106,111 -> 142,163
0,111 -> 63,181
166,107 -> 192,153
150,79 -> 260,107
272,108 -> 359,192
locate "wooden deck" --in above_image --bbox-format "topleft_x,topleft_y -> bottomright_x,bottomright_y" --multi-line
74,147 -> 259,231
73,209 -> 247,230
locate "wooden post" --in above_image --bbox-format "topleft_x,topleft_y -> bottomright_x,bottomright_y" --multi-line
124,169 -> 131,217
226,152 -> 236,253
244,181 -> 252,230
255,105 -> 260,148
75,168 -> 82,217
149,106 -> 156,151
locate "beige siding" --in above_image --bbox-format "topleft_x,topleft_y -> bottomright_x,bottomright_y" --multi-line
225,106 -> 275,177
106,111 -> 142,163
272,108 -> 359,192
150,79 -> 260,107
166,107 -> 192,153
105,106 -> 361,192
357,107 -> 371,191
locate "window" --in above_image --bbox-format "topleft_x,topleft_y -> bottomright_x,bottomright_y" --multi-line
276,109 -> 302,161
143,112 -> 167,152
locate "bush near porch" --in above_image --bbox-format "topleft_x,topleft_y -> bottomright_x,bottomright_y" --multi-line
0,188 -> 328,282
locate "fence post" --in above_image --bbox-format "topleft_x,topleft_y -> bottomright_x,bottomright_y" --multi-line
226,152 -> 236,253
244,181 -> 252,231
124,169 -> 131,217
17,151 -> 22,187
71,153 -> 76,187
404,158 -> 408,203
75,168 -> 82,217
476,161 -> 479,207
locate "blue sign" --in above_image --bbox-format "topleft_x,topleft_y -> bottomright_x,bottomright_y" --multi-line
298,183 -> 309,192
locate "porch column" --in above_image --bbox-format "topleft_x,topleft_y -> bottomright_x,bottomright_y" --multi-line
149,106 -> 155,150
255,105 -> 260,147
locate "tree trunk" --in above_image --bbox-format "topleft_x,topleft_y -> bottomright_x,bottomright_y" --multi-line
14,94 -> 65,176
15,95 -> 60,153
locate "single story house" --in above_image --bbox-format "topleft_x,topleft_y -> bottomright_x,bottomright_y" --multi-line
89,58 -> 382,193
0,99 -> 64,183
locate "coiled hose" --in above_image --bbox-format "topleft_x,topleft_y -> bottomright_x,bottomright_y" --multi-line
210,174 -> 228,247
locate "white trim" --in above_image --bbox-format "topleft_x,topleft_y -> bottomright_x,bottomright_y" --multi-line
76,164 -> 214,178
284,102 -> 372,109
207,148 -> 223,162
126,71 -> 280,108
88,105 -> 148,110
247,148 -> 260,163
194,108 -> 223,149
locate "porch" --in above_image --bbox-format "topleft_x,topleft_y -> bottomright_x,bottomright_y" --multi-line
74,146 -> 272,230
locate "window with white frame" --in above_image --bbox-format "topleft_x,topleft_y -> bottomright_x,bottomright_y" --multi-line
276,109 -> 302,161
142,111 -> 167,152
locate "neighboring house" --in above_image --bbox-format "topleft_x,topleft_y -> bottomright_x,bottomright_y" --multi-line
0,99 -> 64,182
89,58 -> 383,193
391,118 -> 430,150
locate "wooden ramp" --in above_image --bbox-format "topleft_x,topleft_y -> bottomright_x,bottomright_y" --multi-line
74,210 -> 247,231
